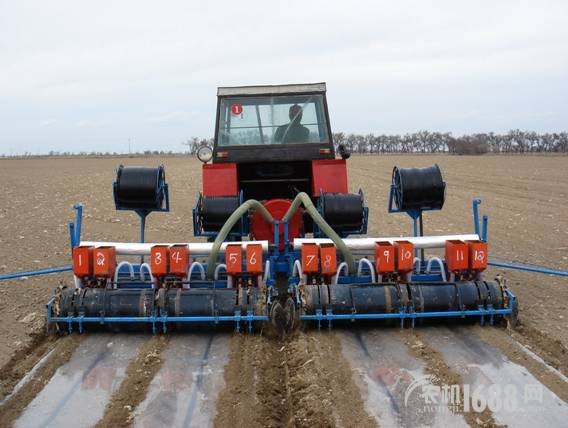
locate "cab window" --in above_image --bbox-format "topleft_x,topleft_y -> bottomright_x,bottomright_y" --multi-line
217,94 -> 329,146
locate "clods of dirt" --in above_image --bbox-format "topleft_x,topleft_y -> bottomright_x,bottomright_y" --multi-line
214,330 -> 376,428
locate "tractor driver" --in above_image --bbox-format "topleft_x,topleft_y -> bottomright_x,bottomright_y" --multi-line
274,104 -> 310,143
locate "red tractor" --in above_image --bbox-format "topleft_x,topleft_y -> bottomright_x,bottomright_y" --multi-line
193,83 -> 367,246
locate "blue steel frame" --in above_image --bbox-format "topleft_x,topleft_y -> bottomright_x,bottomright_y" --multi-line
42,194 -> 568,333
0,265 -> 72,281
48,204 -> 275,332
388,184 -> 433,241
286,256 -> 518,329
47,298 -> 269,334
298,289 -> 517,330
0,192 -> 558,333
49,197 -> 520,332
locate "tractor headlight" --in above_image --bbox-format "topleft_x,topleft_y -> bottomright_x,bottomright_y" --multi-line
197,145 -> 213,163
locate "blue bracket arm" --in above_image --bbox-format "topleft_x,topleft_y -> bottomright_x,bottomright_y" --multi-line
471,199 -> 488,242
472,199 -> 481,236
488,261 -> 568,277
0,265 -> 73,281
482,215 -> 488,242
69,204 -> 83,248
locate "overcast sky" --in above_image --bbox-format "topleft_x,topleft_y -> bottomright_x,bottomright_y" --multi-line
1,1 -> 567,154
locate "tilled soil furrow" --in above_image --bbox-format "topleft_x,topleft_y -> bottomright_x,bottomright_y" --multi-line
505,322 -> 568,376
214,331 -> 375,428
403,330 -> 503,428
214,333 -> 290,427
0,334 -> 84,426
286,331 -> 376,428
95,335 -> 169,428
0,329 -> 56,402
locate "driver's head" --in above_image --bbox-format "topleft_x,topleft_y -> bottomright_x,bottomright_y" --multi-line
289,104 -> 303,123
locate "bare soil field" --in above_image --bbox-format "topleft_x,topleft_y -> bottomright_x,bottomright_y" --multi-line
0,155 -> 566,426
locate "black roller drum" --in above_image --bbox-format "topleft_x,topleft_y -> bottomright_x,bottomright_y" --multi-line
326,284 -> 400,315
392,164 -> 445,211
321,193 -> 364,233
114,165 -> 166,210
164,288 -> 238,317
200,196 -> 240,232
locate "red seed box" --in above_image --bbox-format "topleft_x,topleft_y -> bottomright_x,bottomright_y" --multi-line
301,243 -> 319,274
226,244 -> 243,275
93,246 -> 116,278
375,241 -> 395,274
394,240 -> 414,273
467,240 -> 488,271
445,240 -> 469,271
72,246 -> 94,277
246,244 -> 263,274
151,245 -> 170,276
169,245 -> 189,277
319,244 -> 337,276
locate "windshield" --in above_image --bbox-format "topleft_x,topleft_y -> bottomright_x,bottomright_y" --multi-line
217,94 -> 329,146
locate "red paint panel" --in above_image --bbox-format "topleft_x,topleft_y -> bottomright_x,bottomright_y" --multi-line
250,199 -> 303,250
203,163 -> 238,196
311,159 -> 348,196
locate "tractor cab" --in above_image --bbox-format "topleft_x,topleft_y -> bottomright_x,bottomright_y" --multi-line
193,83 -> 366,245
209,83 -> 339,202
213,83 -> 335,164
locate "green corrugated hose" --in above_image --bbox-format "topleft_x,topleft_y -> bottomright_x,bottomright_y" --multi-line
206,199 -> 274,278
282,192 -> 356,274
206,192 -> 356,278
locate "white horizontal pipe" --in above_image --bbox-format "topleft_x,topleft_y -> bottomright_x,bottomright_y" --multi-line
80,240 -> 270,256
293,234 -> 480,252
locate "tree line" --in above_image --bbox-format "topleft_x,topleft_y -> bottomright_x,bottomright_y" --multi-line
181,130 -> 567,155
2,130 -> 566,158
331,130 -> 568,155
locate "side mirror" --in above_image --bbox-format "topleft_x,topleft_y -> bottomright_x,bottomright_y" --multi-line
338,144 -> 351,160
